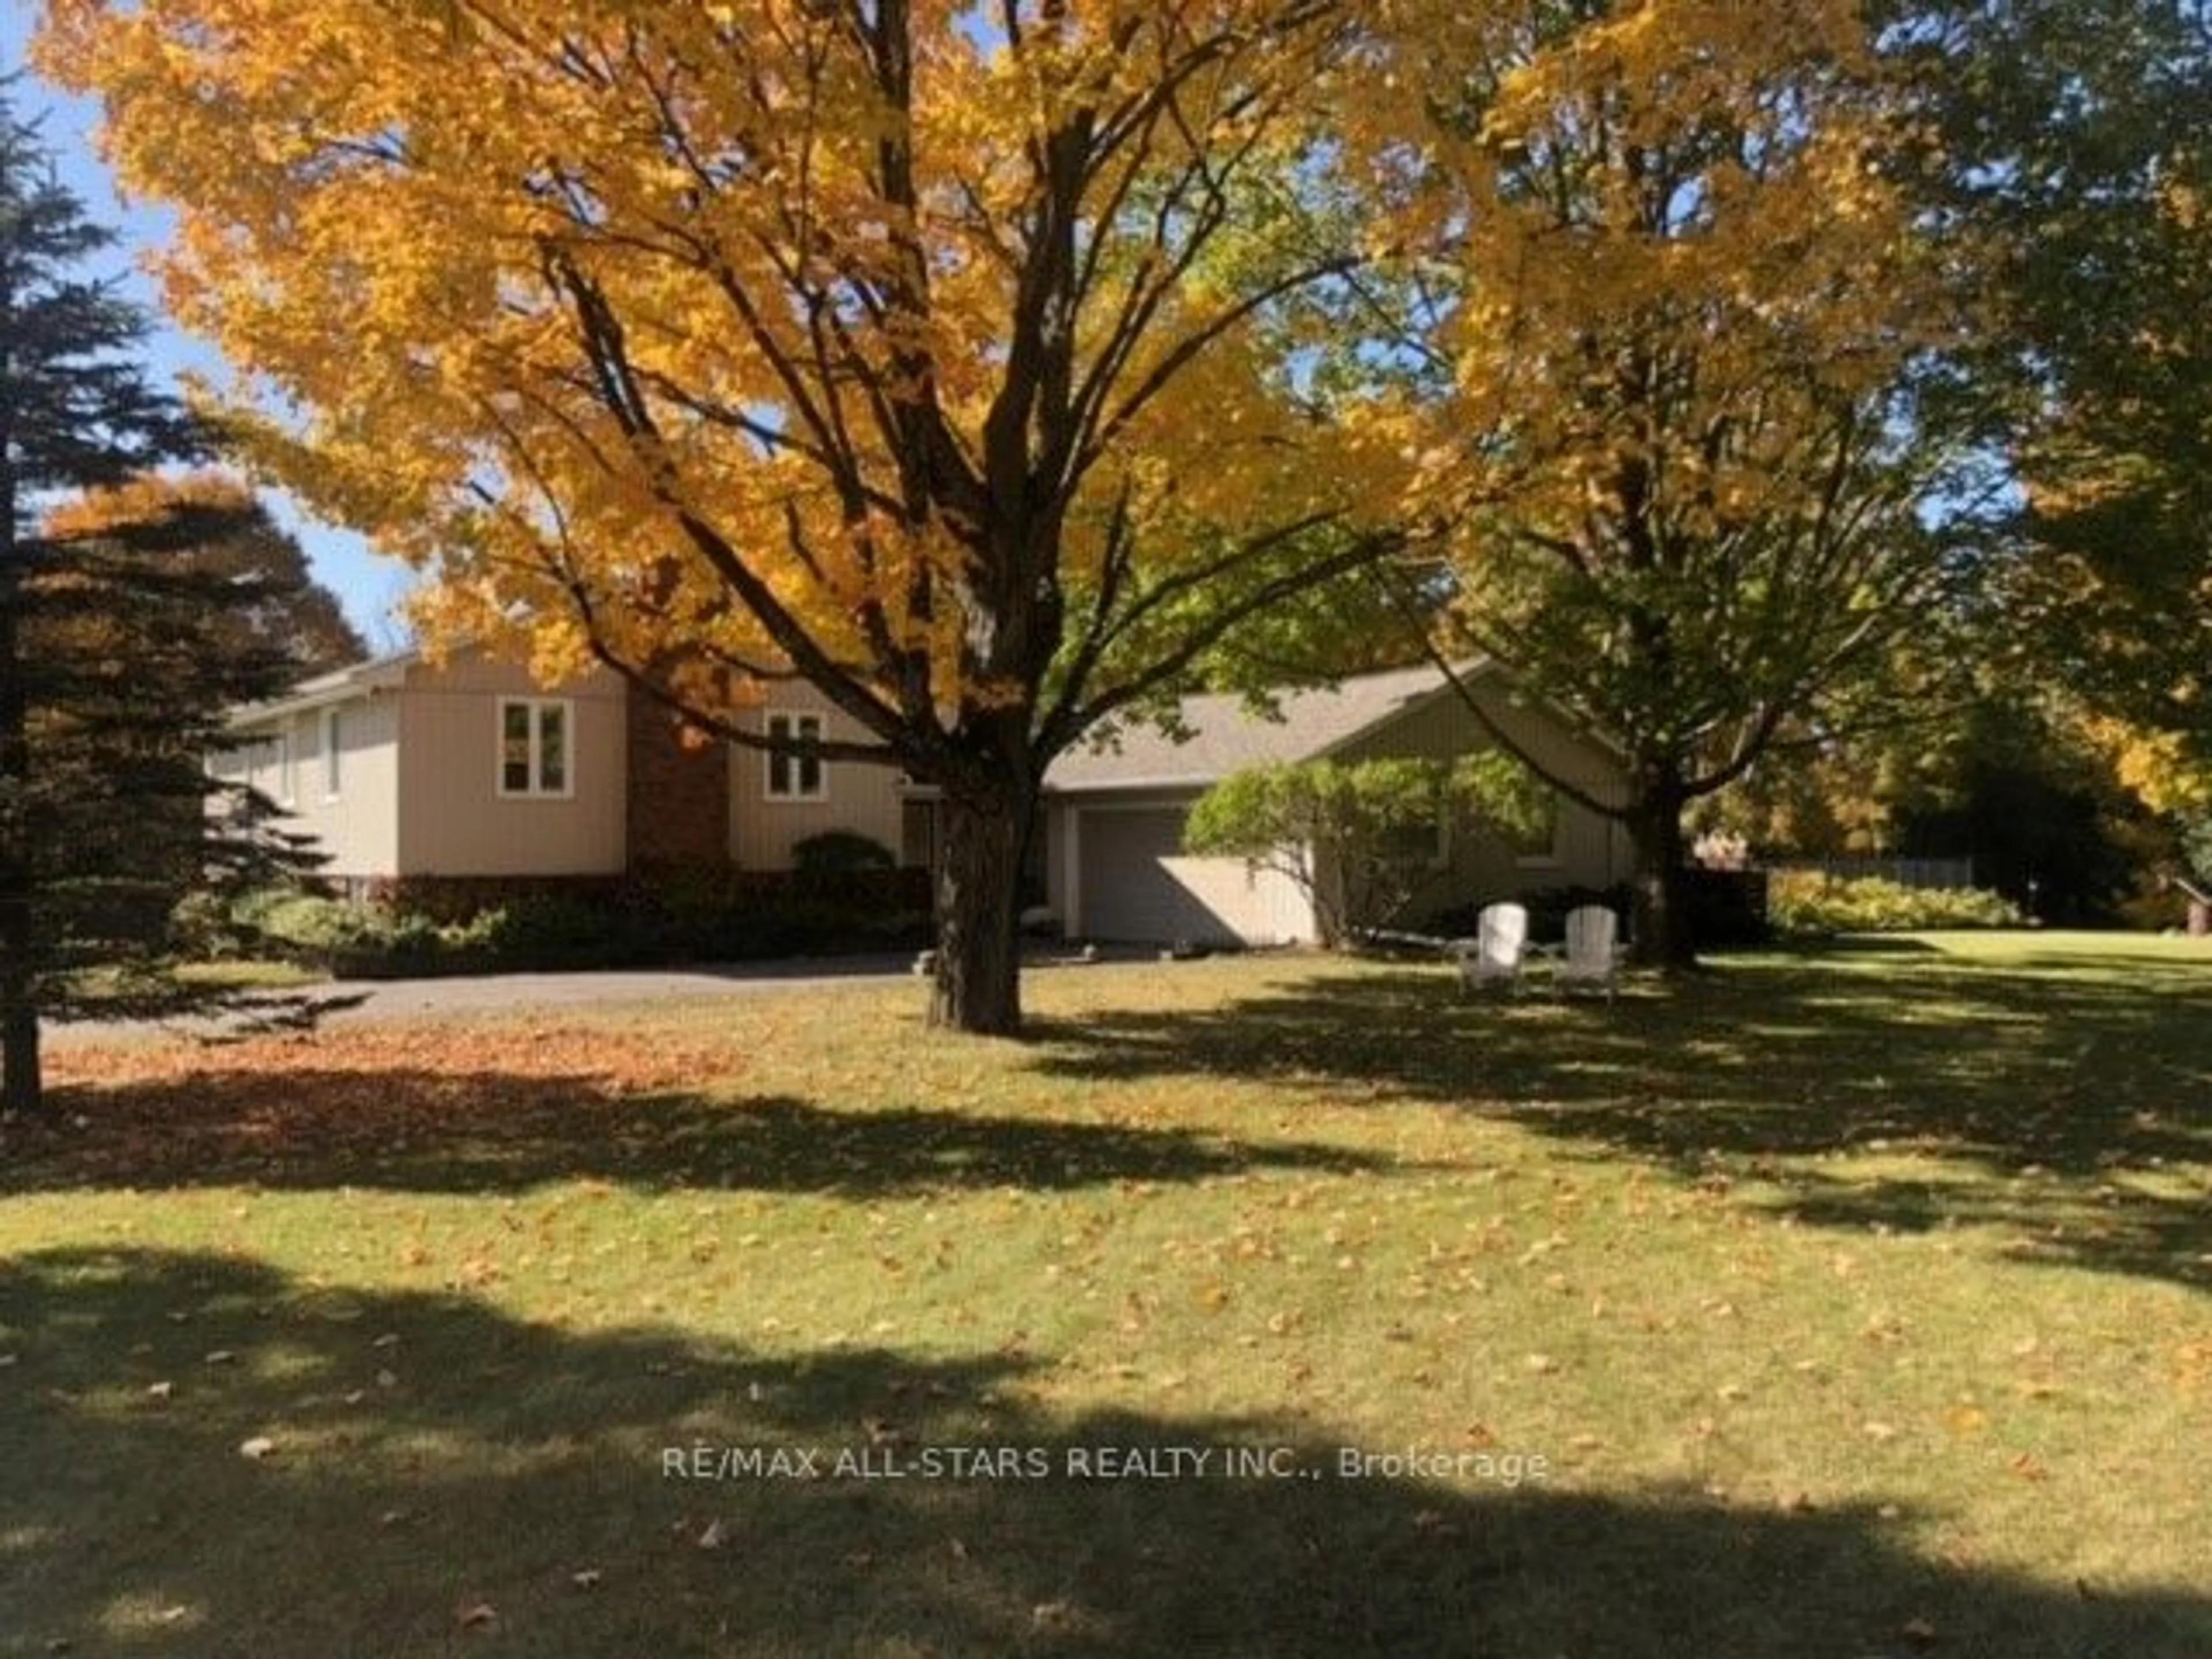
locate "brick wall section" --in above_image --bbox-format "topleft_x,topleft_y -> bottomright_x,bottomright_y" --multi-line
624,685 -> 732,872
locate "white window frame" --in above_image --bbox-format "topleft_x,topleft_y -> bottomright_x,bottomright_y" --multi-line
764,710 -> 828,803
497,697 -> 575,800
319,707 -> 343,802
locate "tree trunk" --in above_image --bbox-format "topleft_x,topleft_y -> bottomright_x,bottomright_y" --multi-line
929,781 -> 1030,1035
1626,771 -> 1696,972
0,994 -> 37,1116
0,560 -> 40,1116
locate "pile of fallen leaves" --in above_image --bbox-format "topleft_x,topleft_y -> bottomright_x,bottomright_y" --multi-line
6,1024 -> 745,1187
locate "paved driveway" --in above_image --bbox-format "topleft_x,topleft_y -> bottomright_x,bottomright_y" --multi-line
319,955 -> 923,1022
45,947 -> 1173,1046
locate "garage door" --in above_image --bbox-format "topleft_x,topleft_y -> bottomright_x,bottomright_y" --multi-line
1074,807 -> 1312,945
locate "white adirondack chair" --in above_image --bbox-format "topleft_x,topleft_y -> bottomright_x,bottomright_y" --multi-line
1454,902 -> 1529,994
1555,904 -> 1622,999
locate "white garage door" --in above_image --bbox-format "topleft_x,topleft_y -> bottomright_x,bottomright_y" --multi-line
1074,807 -> 1313,945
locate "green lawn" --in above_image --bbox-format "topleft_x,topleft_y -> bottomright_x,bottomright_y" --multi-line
3,931 -> 2209,1656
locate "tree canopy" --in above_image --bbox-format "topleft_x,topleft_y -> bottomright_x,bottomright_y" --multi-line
40,0 -> 1421,1029
1359,0 -> 1980,964
48,0 -> 2211,979
47,473 -> 366,676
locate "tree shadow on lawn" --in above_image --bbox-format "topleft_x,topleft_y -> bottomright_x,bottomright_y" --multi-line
0,1071 -> 1385,1198
1029,950 -> 2212,1290
2,1245 -> 2204,1659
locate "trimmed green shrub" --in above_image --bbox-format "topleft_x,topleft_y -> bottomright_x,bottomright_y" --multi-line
1768,873 -> 2022,935
225,872 -> 933,975
791,831 -> 898,874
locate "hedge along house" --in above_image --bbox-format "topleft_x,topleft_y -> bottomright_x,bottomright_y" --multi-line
1037,662 -> 1635,946
212,645 -> 923,900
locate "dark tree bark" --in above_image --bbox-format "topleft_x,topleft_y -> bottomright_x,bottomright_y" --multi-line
1625,764 -> 1696,972
929,780 -> 1032,1035
0,556 -> 38,1116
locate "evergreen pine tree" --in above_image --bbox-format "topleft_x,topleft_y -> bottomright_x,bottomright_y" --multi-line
1,93 -> 324,1116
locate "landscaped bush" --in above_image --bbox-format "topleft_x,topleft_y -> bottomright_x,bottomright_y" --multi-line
225,871 -> 934,977
790,830 -> 897,874
236,888 -> 494,966
1768,872 -> 2022,935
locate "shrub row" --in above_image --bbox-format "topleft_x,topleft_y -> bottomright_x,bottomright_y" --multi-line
1768,872 -> 2021,935
234,868 -> 933,978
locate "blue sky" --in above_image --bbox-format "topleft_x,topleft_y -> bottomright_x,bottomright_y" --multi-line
4,3 -> 415,650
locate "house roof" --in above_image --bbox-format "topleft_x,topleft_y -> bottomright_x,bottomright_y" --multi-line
228,645 -> 421,728
1044,662 -> 1488,794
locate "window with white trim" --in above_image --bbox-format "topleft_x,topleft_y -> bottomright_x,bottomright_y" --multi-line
319,708 -> 343,800
499,698 -> 573,797
764,711 -> 826,801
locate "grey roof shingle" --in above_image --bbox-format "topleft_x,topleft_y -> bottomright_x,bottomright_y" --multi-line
1044,662 -> 1476,794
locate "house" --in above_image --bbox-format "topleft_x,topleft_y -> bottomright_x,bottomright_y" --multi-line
217,649 -> 1631,942
1036,661 -> 1633,945
213,646 -> 923,897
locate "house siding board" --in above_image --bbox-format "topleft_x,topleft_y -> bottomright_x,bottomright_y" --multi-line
394,658 -> 627,876
238,696 -> 402,878
726,684 -> 907,870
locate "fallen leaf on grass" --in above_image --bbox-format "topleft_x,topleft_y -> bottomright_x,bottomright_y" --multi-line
1943,1404 -> 1988,1436
456,1601 -> 498,1631
570,1569 -> 603,1590
37,1025 -> 747,1185
237,1435 -> 278,1461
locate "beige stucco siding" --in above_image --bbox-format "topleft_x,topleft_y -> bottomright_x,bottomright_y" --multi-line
726,681 -> 908,870
219,696 -> 403,878
393,657 -> 628,876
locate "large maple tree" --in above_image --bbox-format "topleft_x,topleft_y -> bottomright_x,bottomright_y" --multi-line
1365,0 -> 1978,966
40,0 -> 1414,1032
